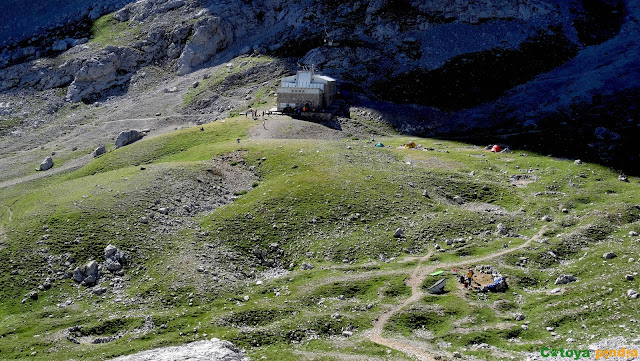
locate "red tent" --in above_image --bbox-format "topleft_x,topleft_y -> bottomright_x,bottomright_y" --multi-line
491,145 -> 501,152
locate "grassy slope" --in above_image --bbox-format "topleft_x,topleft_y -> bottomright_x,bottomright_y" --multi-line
0,115 -> 639,360
89,14 -> 141,48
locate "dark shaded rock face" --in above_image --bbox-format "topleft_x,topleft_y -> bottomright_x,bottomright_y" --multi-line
431,89 -> 640,174
505,91 -> 639,174
371,30 -> 578,111
574,0 -> 626,45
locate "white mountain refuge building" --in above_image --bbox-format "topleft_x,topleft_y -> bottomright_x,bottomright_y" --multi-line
276,69 -> 337,111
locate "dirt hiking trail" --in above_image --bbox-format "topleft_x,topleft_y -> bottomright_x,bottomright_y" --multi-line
369,226 -> 548,361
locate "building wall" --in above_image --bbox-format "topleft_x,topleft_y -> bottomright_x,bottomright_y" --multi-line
277,91 -> 323,110
323,81 -> 337,106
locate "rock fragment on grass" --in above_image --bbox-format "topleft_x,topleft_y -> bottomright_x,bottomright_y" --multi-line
603,252 -> 617,259
92,144 -> 106,157
39,156 -> 54,171
28,290 -> 39,300
115,130 -> 144,148
555,274 -> 577,285
301,262 -> 314,270
496,223 -> 508,235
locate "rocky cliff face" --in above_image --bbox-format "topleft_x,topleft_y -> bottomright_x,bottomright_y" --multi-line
0,0 -> 637,171
0,0 -> 592,100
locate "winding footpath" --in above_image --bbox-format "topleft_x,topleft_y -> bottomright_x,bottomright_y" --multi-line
369,226 -> 548,361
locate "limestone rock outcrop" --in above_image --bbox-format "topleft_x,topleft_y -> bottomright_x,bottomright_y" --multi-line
177,17 -> 234,75
104,244 -> 127,273
73,260 -> 99,286
115,130 -> 144,148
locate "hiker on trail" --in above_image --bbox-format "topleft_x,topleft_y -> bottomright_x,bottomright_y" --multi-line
262,118 -> 266,130
236,138 -> 240,143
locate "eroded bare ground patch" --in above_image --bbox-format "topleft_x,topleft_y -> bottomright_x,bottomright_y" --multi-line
65,316 -> 155,345
460,202 -> 510,215
139,150 -> 257,231
510,174 -> 538,187
153,151 -> 260,292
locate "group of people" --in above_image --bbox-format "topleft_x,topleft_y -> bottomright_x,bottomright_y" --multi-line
245,109 -> 267,118
459,268 -> 477,289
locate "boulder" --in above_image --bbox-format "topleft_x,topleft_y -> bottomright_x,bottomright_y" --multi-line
393,228 -> 404,238
628,289 -> 639,299
453,195 -> 465,205
106,258 -> 122,272
603,252 -> 617,260
104,244 -> 127,273
496,223 -> 508,235
515,313 -> 526,321
115,130 -> 144,148
555,274 -> 577,285
52,39 -> 69,52
113,6 -> 131,22
92,144 -> 106,157
85,261 -> 99,279
73,267 -> 85,283
39,156 -> 54,171
104,244 -> 118,258
301,262 -> 314,270
72,260 -> 100,286
92,287 -> 107,295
